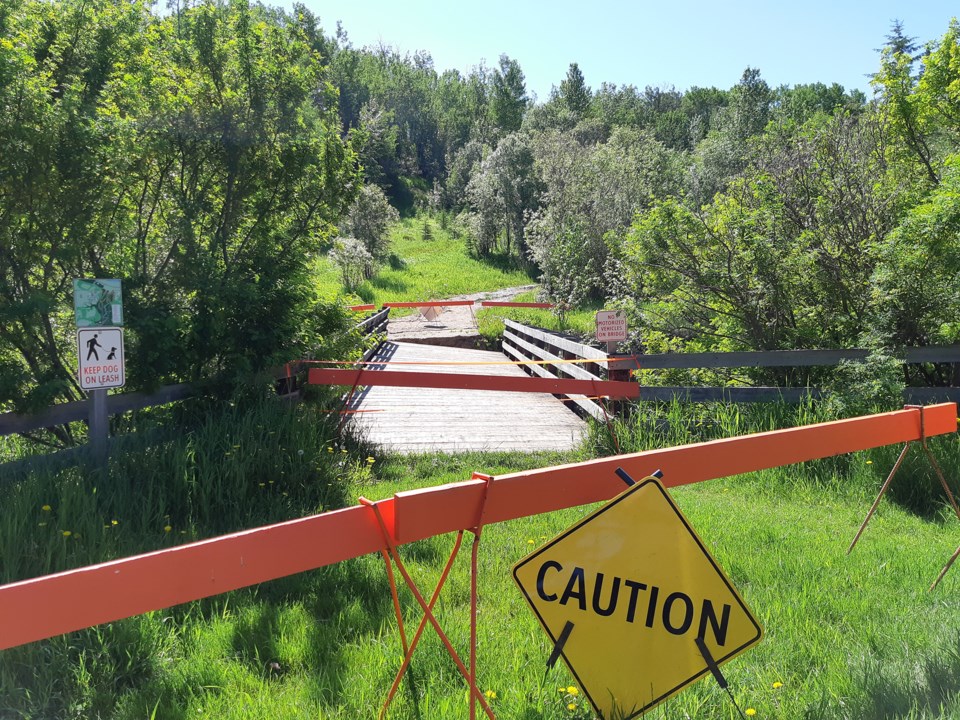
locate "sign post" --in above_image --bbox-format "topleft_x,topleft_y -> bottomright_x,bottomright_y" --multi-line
74,279 -> 125,465
514,475 -> 762,719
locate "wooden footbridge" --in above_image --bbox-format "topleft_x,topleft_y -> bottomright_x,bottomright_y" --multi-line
340,341 -> 590,453
311,302 -> 636,454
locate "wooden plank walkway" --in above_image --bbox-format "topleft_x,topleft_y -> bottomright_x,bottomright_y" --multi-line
344,341 -> 588,454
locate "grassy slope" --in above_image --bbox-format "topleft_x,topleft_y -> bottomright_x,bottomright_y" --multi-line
318,215 -> 613,342
317,217 -> 533,306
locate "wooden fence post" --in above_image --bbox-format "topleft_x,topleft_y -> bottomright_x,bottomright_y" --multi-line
89,389 -> 108,467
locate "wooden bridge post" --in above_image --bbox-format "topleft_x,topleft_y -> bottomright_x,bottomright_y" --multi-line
606,352 -> 635,415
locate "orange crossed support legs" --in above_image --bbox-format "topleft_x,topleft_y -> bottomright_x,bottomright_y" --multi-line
359,472 -> 497,719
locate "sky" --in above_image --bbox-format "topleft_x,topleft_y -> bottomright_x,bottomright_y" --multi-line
300,0 -> 958,100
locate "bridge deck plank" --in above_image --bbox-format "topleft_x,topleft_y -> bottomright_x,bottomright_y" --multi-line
345,342 -> 587,454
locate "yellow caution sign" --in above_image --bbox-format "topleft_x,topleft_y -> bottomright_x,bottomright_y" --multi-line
513,476 -> 762,719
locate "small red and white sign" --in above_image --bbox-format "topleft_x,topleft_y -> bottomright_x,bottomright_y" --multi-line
595,310 -> 628,343
77,327 -> 125,390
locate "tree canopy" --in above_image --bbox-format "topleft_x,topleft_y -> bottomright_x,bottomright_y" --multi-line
5,3 -> 960,424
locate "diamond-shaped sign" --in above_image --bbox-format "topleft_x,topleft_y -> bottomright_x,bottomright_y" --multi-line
513,476 -> 762,719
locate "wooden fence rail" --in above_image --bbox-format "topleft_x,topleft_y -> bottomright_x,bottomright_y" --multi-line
0,403 -> 954,651
0,308 -> 390,440
503,320 -> 960,406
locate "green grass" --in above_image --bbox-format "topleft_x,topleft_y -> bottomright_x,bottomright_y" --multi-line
317,216 -> 534,307
5,400 -> 960,718
475,290 -> 604,343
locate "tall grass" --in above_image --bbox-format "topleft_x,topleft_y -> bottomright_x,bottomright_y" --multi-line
0,395 -> 362,586
589,399 -> 960,515
0,393 -> 385,717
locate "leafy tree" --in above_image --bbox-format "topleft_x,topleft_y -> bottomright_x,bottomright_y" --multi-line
527,126 -> 678,303
872,21 -> 940,185
330,237 -> 374,290
680,86 -> 729,140
773,83 -> 865,125
870,155 -> 960,385
339,184 -> 400,262
620,111 -> 894,355
465,132 -> 540,256
592,82 -> 645,130
558,62 -> 591,117
729,67 -> 773,141
0,0 -> 359,432
490,54 -> 528,134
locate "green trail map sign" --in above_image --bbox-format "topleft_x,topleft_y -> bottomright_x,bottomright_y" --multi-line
73,279 -> 123,327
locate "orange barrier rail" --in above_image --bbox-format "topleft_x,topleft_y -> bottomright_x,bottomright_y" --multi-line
348,303 -> 377,311
308,368 -> 640,398
479,301 -> 554,309
0,403 -> 955,651
383,300 -> 476,308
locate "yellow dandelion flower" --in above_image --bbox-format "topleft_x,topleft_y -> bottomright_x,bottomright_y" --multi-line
567,686 -> 578,695
62,530 -> 72,537
527,539 -> 535,544
327,447 -> 334,453
41,504 -> 52,512
485,690 -> 496,699
773,681 -> 783,689
746,709 -> 756,717
567,703 -> 577,711
866,460 -> 873,465
559,687 -> 566,693
164,525 -> 172,533
366,456 -> 375,464
111,520 -> 119,526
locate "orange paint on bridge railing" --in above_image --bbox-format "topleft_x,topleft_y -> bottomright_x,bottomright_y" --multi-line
308,367 -> 640,398
0,403 -> 955,651
479,301 -> 554,309
382,300 -> 476,308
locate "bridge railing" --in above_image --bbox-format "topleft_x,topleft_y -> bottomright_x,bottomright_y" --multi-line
501,319 -> 612,420
501,319 -> 960,407
609,346 -> 960,404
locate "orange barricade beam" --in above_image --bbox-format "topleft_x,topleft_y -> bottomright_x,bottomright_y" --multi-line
0,404 -> 954,651
391,404 -> 958,542
0,502 -> 394,651
383,300 -> 476,308
308,368 -> 641,398
479,301 -> 554,308
348,304 -> 377,311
